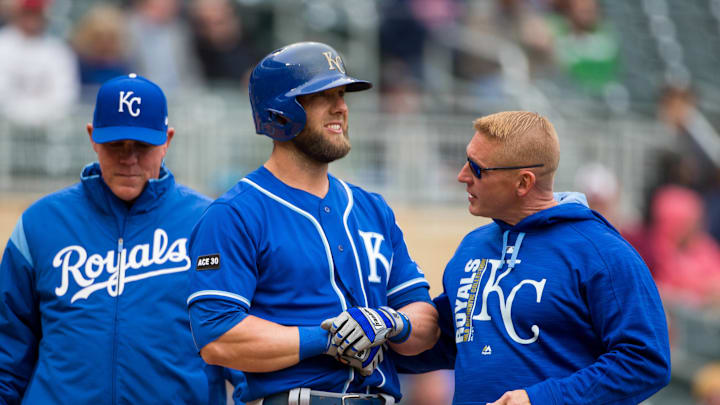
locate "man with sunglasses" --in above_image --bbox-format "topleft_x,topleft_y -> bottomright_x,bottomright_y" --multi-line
394,111 -> 671,404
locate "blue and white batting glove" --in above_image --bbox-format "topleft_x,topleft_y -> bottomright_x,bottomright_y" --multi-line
337,345 -> 384,376
321,306 -> 411,356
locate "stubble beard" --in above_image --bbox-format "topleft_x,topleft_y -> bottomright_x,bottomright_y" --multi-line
292,125 -> 351,164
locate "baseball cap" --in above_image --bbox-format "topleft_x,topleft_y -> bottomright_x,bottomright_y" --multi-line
92,73 -> 169,145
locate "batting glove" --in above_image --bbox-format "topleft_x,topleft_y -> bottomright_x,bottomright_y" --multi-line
321,306 -> 411,356
337,345 -> 384,377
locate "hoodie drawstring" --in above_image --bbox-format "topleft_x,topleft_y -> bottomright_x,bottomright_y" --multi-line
499,230 -> 526,270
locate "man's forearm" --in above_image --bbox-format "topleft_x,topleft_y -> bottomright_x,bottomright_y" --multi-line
200,315 -> 302,372
389,301 -> 440,356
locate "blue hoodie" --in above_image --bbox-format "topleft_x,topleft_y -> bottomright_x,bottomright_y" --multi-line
396,199 -> 671,404
0,163 -> 228,404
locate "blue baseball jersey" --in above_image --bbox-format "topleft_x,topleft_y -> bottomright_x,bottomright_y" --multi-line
187,166 -> 430,402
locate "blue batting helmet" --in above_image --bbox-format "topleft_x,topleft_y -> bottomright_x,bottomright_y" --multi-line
249,42 -> 372,141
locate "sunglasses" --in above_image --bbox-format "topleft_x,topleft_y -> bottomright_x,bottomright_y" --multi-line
466,157 -> 544,179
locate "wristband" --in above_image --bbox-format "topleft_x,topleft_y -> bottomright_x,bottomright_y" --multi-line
298,326 -> 331,360
388,311 -> 412,343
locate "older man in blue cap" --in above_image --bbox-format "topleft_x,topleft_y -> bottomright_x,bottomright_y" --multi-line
0,74 -> 234,404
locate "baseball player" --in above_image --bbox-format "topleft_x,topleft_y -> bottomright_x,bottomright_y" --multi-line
0,74 -> 230,404
393,111 -> 671,404
187,42 -> 440,404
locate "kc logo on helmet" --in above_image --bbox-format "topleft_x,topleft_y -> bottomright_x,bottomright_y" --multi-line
322,51 -> 346,74
118,91 -> 142,117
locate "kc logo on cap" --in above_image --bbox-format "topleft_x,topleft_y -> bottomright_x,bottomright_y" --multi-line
118,91 -> 142,117
92,73 -> 168,146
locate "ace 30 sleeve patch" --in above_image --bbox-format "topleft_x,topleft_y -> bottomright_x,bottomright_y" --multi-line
196,254 -> 221,270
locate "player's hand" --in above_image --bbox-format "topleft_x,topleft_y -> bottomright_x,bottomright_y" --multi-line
336,345 -> 384,376
486,390 -> 531,405
324,335 -> 339,358
321,306 -> 410,356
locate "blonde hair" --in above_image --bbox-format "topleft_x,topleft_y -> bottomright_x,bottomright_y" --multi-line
473,111 -> 560,174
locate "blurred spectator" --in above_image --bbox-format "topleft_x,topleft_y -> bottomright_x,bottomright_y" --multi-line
547,0 -> 620,95
656,85 -> 719,193
0,0 -> 12,26
0,0 -> 79,127
707,185 -> 720,249
643,185 -> 720,308
400,370 -> 454,405
573,162 -> 622,227
126,0 -> 201,93
189,0 -> 258,86
450,0 -> 554,102
652,85 -> 720,244
572,163 -> 660,290
378,2 -> 424,80
380,59 -> 423,114
463,0 -> 555,72
71,5 -> 130,97
693,362 -> 720,405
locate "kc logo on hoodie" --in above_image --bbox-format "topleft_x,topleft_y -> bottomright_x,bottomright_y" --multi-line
454,257 -> 546,345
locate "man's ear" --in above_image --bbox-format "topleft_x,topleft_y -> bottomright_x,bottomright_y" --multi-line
516,171 -> 536,197
165,127 -> 175,146
87,123 -> 100,153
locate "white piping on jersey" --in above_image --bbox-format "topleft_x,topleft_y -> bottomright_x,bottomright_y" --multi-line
343,369 -> 353,394
387,253 -> 394,287
387,220 -> 406,285
242,178 -> 357,392
187,290 -> 251,308
338,179 -> 369,307
387,277 -> 429,296
188,313 -> 201,351
240,178 -> 348,312
377,368 -> 387,388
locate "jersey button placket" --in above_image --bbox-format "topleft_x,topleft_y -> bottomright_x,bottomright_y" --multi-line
324,206 -> 331,213
338,244 -> 344,252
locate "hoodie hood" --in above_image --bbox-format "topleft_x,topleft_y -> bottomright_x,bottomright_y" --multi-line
490,191 -> 617,272
553,191 -> 588,207
494,191 -> 615,234
80,161 -> 174,217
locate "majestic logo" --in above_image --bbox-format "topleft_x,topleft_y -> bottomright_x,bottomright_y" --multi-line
482,345 -> 492,355
358,231 -> 390,283
53,228 -> 190,303
322,51 -> 346,74
118,90 -> 142,117
455,257 -> 546,345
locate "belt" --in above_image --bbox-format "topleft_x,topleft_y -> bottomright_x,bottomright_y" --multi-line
250,388 -> 394,405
